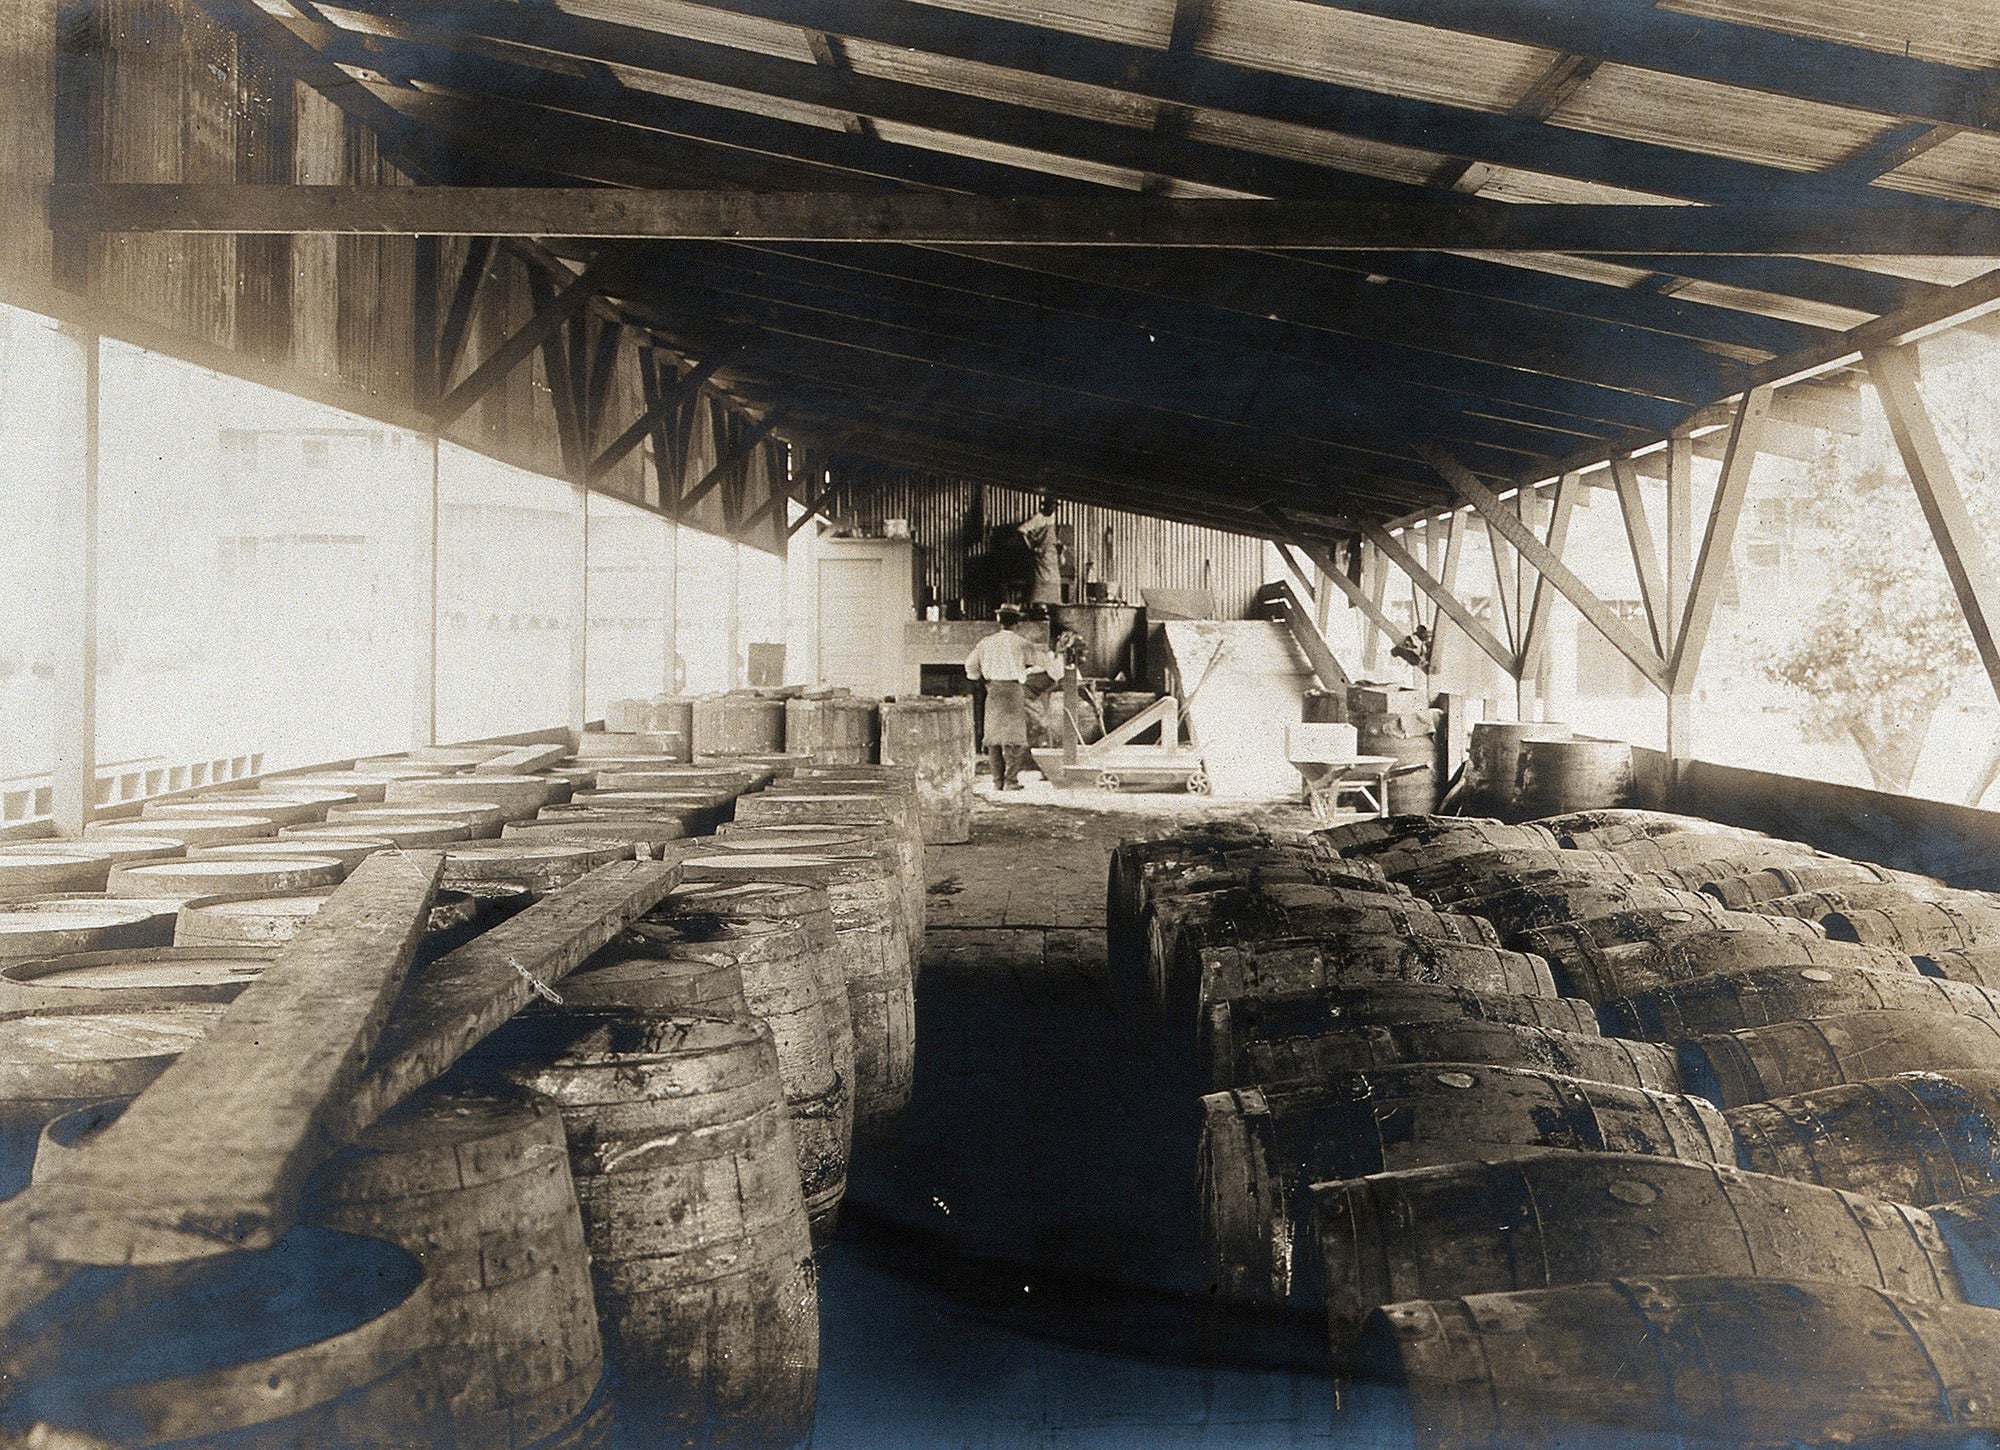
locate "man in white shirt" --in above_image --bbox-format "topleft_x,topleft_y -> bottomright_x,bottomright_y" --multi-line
964,605 -> 1061,789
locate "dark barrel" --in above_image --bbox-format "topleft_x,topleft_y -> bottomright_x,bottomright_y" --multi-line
490,1009 -> 818,1450
1353,710 -> 1438,816
1522,910 -> 1825,1005
1678,1009 -> 2000,1106
1198,1063 -> 1733,1303
1464,721 -> 1573,821
1515,738 -> 1634,818
1579,927 -> 1919,1002
1236,1017 -> 1681,1093
1606,963 -> 2000,1040
1826,897 -> 2000,952
1701,858 -> 1929,909
1726,1070 -> 2000,1204
1313,1153 -> 1963,1364
1356,1276 -> 2000,1450
1454,881 -> 1723,946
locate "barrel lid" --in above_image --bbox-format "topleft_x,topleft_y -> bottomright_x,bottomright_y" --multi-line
329,805 -> 504,824
0,853 -> 109,877
491,1005 -> 769,1068
350,1084 -> 559,1156
0,1005 -> 223,1092
629,915 -> 786,950
1,840 -> 180,865
1,899 -> 178,934
86,816 -> 276,840
2,946 -> 274,993
668,880 -> 824,912
247,787 -> 361,807
139,801 -> 284,821
282,822 -> 471,847
117,857 -> 344,883
191,839 -> 379,871
177,893 -> 332,932
716,830 -> 866,852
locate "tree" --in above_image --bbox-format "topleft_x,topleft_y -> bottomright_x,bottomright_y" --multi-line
1761,448 -> 1982,794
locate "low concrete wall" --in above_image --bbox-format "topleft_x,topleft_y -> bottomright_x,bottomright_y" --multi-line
1633,746 -> 2000,892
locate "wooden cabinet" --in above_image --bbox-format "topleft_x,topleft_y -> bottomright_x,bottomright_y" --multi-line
814,537 -> 920,696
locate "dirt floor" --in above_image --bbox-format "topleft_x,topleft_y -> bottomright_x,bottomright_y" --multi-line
808,785 -> 1414,1448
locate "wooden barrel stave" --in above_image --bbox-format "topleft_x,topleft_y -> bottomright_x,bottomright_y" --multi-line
1199,1064 -> 1734,1304
1607,964 -> 2000,1041
691,695 -> 788,759
1725,1070 -> 2000,1204
1515,738 -> 1635,819
1312,1153 -> 1964,1363
782,696 -> 880,767
1523,911 -> 1826,1005
1464,721 -> 1573,821
876,698 -> 977,845
1238,1019 -> 1679,1093
1679,1009 -> 2000,1106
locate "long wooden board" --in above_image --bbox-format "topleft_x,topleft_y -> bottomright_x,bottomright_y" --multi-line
476,742 -> 569,775
30,850 -> 444,1265
332,858 -> 679,1141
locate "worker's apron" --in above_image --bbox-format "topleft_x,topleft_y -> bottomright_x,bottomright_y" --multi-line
983,679 -> 1029,747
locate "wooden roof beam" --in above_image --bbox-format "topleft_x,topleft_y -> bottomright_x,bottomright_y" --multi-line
59,186 -> 2000,255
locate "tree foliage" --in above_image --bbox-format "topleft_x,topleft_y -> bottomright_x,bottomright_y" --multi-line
1761,451 -> 1980,793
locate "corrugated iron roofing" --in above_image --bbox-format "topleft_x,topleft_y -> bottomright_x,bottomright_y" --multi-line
1548,63 -> 1907,173
1194,0 -> 1558,113
1875,130 -> 2000,207
906,0 -> 1180,50
555,0 -> 819,63
1661,0 -> 2000,70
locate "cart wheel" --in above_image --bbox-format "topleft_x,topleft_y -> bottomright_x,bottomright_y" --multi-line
1097,772 -> 1122,792
1186,769 -> 1212,796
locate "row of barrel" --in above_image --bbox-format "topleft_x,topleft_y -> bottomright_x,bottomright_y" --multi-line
1111,807 -> 2000,1448
601,689 -> 976,844
0,738 -> 943,1449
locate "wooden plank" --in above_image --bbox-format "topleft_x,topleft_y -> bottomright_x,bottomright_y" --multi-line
333,859 -> 678,1141
1433,508 -> 1466,682
1362,523 -> 1517,676
1670,386 -> 1775,688
1258,580 -> 1351,690
1870,343 -> 2000,711
1666,434 -> 1694,636
476,742 -> 568,774
679,409 -> 785,514
1269,516 -> 1403,654
53,185 -> 2000,254
1488,505 -> 1519,656
29,851 -> 444,1264
1426,447 -> 1668,692
1609,454 -> 1671,656
435,235 -> 493,396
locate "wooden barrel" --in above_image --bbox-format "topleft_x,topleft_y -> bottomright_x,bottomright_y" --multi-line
731,790 -> 925,937
694,753 -> 796,784
626,916 -> 849,1238
0,1003 -> 222,1195
441,842 -> 632,894
1515,738 -> 1634,819
0,945 -> 273,1010
0,899 -> 178,963
8,1225 -> 449,1448
1465,721 -> 1572,821
175,888 -> 498,951
1581,926 -> 1919,1002
1198,1064 -> 1734,1303
1826,898 -> 2000,952
597,767 -> 758,795
1355,1276 -> 2000,1450
0,837 -> 182,868
1607,964 -> 2000,1040
1314,1154 -> 1963,1364
0,851 -> 117,900
192,837 -> 384,874
692,695 -> 788,758
306,1085 -> 605,1450
1326,816 -> 1558,859
564,937 -> 748,1017
1523,910 -> 1826,1005
1541,808 -> 1762,850
1749,882 -> 1960,923
1726,1070 -> 2000,1203
1703,859 -> 1918,909
333,802 -> 512,838
878,697 -> 977,845
84,814 -> 278,848
1238,1018 -> 1680,1094
267,772 -> 392,803
505,816 -> 691,853
286,820 -> 474,849
1680,1008 -> 2000,1106
563,792 -> 732,835
1393,847 -> 1634,900
106,856 -> 345,901
1106,832 -> 1282,995
154,792 -> 340,827
783,695 -> 880,766
1924,1190 -> 2000,1308
491,1010 -> 818,1449
385,776 -> 571,821
1362,830 -> 1571,880
1608,831 -> 1818,873
680,855 -> 913,1131
1459,881 -> 1724,946
1353,710 -> 1438,815
1206,984 -> 1599,1091
642,696 -> 697,755
709,827 -> 922,971
652,880 -> 855,1181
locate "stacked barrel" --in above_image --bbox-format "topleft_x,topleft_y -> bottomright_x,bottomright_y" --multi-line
0,722 -> 947,1448
1114,806 -> 2000,1446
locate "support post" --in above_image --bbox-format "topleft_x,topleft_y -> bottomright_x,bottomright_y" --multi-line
1610,455 -> 1670,656
568,484 -> 589,742
412,436 -> 438,749
1666,434 -> 1694,644
1432,508 -> 1465,686
1362,541 -> 1388,673
1870,343 -> 2000,710
50,325 -> 97,837
1518,474 -> 1580,713
1670,385 -> 1774,688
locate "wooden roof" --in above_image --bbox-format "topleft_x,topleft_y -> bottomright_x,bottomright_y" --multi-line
172,0 -> 2000,531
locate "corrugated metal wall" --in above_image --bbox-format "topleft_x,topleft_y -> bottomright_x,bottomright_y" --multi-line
819,465 -> 1268,618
